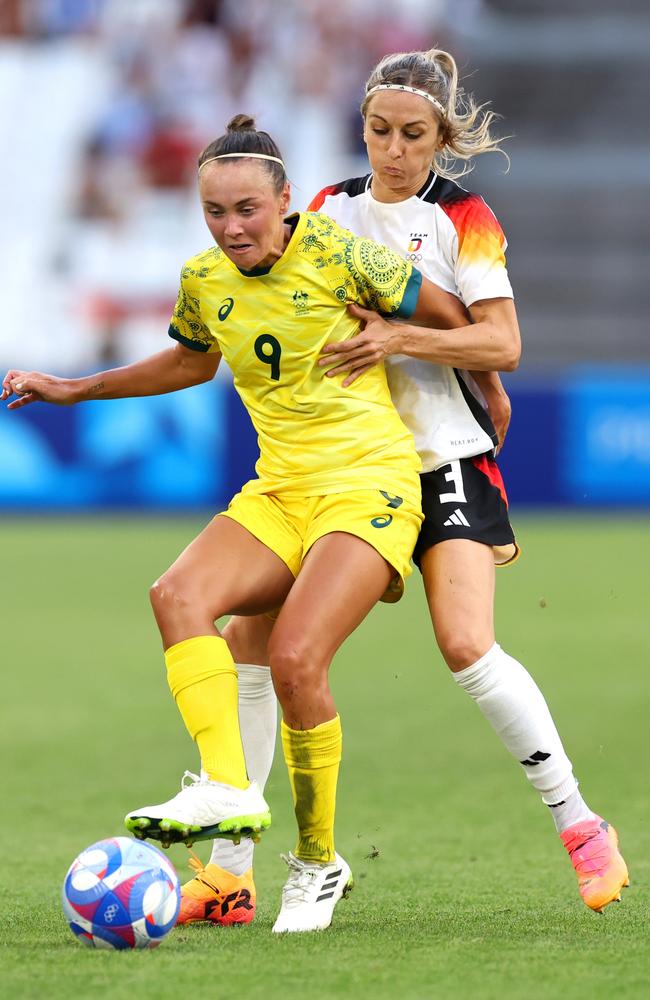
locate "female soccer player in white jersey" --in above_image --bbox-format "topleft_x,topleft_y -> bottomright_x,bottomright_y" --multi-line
2,114 -> 517,934
196,50 -> 628,923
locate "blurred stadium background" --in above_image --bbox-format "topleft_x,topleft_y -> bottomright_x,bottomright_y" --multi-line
1,0 -> 649,511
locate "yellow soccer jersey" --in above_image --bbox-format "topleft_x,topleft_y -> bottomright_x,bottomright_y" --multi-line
168,211 -> 423,502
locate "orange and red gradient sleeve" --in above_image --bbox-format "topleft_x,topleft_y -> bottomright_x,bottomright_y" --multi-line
306,185 -> 340,212
439,193 -> 508,286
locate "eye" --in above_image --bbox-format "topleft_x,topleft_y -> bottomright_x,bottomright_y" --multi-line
404,132 -> 422,141
371,127 -> 388,136
207,208 -> 223,217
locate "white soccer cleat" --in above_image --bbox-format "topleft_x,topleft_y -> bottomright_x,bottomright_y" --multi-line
125,770 -> 271,847
272,851 -> 353,933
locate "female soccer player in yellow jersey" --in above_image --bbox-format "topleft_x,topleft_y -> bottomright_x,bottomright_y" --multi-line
2,112 -> 518,934
199,49 -> 628,923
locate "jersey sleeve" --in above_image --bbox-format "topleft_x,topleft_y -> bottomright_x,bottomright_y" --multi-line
346,236 -> 422,318
168,265 -> 219,353
439,193 -> 513,306
307,186 -> 338,213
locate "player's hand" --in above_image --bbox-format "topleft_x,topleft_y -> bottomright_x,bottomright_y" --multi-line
318,303 -> 403,386
485,382 -> 511,454
1,370 -> 77,410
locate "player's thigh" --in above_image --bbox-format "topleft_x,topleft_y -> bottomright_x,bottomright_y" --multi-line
222,613 -> 275,665
414,455 -> 517,569
157,514 -> 294,618
269,532 -> 393,668
420,538 -> 496,670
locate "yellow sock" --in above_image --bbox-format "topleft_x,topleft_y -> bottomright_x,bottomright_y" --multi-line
165,635 -> 248,789
281,715 -> 342,864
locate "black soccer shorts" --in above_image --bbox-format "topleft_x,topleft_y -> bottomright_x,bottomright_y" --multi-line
413,452 -> 518,569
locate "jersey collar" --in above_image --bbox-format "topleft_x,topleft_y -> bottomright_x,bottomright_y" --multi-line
365,170 -> 438,204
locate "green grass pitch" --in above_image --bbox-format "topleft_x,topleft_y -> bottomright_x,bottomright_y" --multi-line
1,514 -> 648,999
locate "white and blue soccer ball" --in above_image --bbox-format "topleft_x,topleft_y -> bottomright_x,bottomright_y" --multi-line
62,836 -> 180,949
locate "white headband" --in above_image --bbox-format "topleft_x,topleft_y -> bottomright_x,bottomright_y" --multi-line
199,152 -> 285,172
366,83 -> 446,119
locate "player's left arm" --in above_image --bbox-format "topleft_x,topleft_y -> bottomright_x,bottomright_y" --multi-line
406,292 -> 521,371
469,369 -> 512,453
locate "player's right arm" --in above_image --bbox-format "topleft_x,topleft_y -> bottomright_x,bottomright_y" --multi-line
1,343 -> 221,411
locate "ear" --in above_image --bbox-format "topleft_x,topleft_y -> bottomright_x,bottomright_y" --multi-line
280,181 -> 291,214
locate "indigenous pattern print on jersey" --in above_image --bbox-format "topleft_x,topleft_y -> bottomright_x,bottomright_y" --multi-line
308,173 -> 514,472
169,211 -> 422,503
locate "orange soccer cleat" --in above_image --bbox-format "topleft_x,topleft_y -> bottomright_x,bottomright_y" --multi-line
177,854 -> 256,926
560,816 -> 629,913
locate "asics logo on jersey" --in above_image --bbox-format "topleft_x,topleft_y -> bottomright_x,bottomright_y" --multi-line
218,297 -> 234,321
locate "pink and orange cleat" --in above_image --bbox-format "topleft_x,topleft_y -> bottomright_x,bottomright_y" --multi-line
560,816 -> 629,912
177,855 -> 256,926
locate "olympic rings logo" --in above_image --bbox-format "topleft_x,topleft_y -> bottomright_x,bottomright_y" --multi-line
103,903 -> 119,923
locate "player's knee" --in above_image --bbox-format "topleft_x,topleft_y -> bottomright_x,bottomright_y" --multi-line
437,629 -> 493,672
149,572 -> 194,626
268,638 -> 324,706
268,640 -> 306,684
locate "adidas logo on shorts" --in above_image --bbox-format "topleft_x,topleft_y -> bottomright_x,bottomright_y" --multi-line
443,508 -> 470,527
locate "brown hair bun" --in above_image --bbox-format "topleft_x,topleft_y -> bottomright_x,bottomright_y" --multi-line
226,114 -> 256,132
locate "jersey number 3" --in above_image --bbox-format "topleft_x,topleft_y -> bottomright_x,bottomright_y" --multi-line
254,334 -> 282,381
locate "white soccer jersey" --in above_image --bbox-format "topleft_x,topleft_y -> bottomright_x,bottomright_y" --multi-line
308,172 -> 514,471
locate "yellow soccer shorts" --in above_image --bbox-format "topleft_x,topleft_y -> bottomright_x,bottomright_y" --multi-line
218,488 -> 423,603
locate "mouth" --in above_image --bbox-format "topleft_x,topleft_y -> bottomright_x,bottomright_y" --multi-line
382,165 -> 403,176
228,243 -> 254,255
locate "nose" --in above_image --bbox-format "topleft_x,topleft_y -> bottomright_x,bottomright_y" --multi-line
387,133 -> 403,159
224,214 -> 244,238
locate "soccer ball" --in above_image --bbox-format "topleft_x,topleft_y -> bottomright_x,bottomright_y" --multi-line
62,836 -> 180,949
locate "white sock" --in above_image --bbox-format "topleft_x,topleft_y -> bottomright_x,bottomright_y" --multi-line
548,787 -> 595,834
209,664 -> 277,877
453,643 -> 592,828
